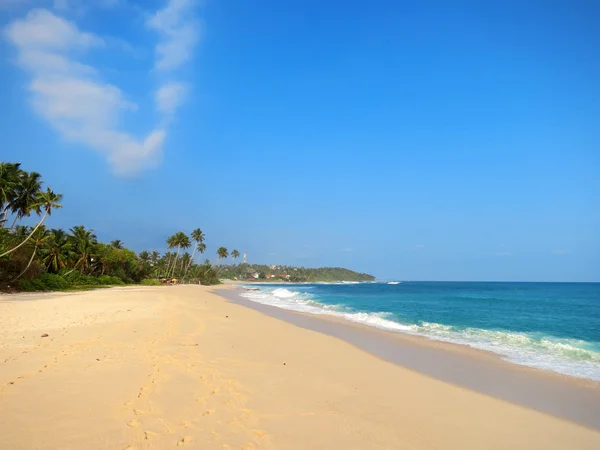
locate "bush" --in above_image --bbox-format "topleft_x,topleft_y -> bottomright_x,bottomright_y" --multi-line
38,273 -> 70,290
140,279 -> 161,286
17,279 -> 45,291
17,274 -> 69,291
96,275 -> 124,285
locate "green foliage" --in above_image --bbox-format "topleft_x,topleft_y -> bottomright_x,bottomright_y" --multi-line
1,161 -> 243,291
17,273 -> 69,291
140,278 -> 161,286
218,264 -> 375,282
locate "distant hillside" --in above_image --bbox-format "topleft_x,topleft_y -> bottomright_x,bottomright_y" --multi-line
217,264 -> 375,282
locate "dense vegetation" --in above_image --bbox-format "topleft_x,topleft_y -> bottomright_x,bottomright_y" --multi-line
0,162 -> 236,291
1,161 -> 374,291
217,264 -> 375,282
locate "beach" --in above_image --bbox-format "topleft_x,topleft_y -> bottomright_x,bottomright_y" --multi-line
1,285 -> 599,449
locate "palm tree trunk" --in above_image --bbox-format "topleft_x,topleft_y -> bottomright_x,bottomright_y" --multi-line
12,246 -> 37,281
0,209 -> 48,258
164,252 -> 173,277
183,246 -> 197,278
9,214 -> 19,230
169,246 -> 180,277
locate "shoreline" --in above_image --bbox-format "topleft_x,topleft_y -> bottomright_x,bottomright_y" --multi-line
217,285 -> 600,430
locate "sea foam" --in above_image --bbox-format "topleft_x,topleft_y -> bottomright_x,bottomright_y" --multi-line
239,285 -> 600,381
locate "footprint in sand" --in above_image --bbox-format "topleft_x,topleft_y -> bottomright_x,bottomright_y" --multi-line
176,436 -> 192,446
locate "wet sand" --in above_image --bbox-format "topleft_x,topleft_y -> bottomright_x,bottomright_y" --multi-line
218,287 -> 600,430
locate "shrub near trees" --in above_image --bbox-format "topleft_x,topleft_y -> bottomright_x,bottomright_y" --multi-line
0,162 -> 236,291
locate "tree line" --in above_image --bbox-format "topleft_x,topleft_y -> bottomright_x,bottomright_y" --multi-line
0,162 -> 238,291
217,264 -> 375,282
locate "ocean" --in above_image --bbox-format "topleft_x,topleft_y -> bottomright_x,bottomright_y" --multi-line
240,282 -> 600,381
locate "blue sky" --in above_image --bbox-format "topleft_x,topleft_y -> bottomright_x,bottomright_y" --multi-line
1,0 -> 599,281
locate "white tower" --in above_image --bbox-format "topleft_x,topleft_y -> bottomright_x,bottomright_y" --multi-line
243,250 -> 247,264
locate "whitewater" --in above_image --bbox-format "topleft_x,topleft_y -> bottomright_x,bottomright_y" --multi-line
239,282 -> 600,381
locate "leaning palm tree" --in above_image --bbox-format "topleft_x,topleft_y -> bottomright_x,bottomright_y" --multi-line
183,228 -> 205,277
164,234 -> 177,277
0,187 -> 62,258
231,249 -> 240,263
172,232 -> 191,277
12,225 -> 50,281
167,231 -> 189,278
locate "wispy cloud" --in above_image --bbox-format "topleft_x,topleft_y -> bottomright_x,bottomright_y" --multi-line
147,0 -> 199,72
155,81 -> 188,115
147,0 -> 199,117
4,9 -> 165,175
4,1 -> 200,175
53,0 -> 121,11
494,252 -> 513,257
341,247 -> 353,252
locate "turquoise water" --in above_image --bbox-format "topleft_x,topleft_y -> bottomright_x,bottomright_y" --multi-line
240,282 -> 600,380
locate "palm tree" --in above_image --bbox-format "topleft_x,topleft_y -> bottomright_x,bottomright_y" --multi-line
8,170 -> 42,230
183,228 -> 205,277
216,247 -> 229,266
12,225 -> 50,280
138,250 -> 150,264
70,225 -> 98,274
231,249 -> 240,262
150,251 -> 160,265
0,187 -> 62,258
111,239 -> 124,249
164,234 -> 177,277
42,229 -> 73,273
166,231 -> 189,278
0,162 -> 22,227
172,232 -> 191,277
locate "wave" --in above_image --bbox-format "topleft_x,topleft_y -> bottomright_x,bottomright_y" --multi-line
387,281 -> 401,285
239,287 -> 600,381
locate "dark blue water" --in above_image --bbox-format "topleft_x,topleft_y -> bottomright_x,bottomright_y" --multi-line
241,282 -> 600,380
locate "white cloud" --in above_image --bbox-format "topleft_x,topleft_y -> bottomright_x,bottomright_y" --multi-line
6,8 -> 103,49
147,0 -> 199,71
155,81 -> 188,115
53,0 -> 121,11
4,9 -> 164,175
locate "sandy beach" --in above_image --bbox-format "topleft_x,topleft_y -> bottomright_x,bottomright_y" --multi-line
1,285 -> 599,449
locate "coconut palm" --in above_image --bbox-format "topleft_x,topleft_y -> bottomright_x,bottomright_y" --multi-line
183,228 -> 205,277
138,250 -> 150,264
217,247 -> 229,262
173,232 -> 191,277
231,249 -> 240,262
0,187 -> 62,258
0,162 -> 22,227
168,231 -> 190,277
70,225 -> 98,274
42,229 -> 73,273
111,239 -> 124,249
8,170 -> 42,230
12,225 -> 50,280
164,234 -> 177,277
